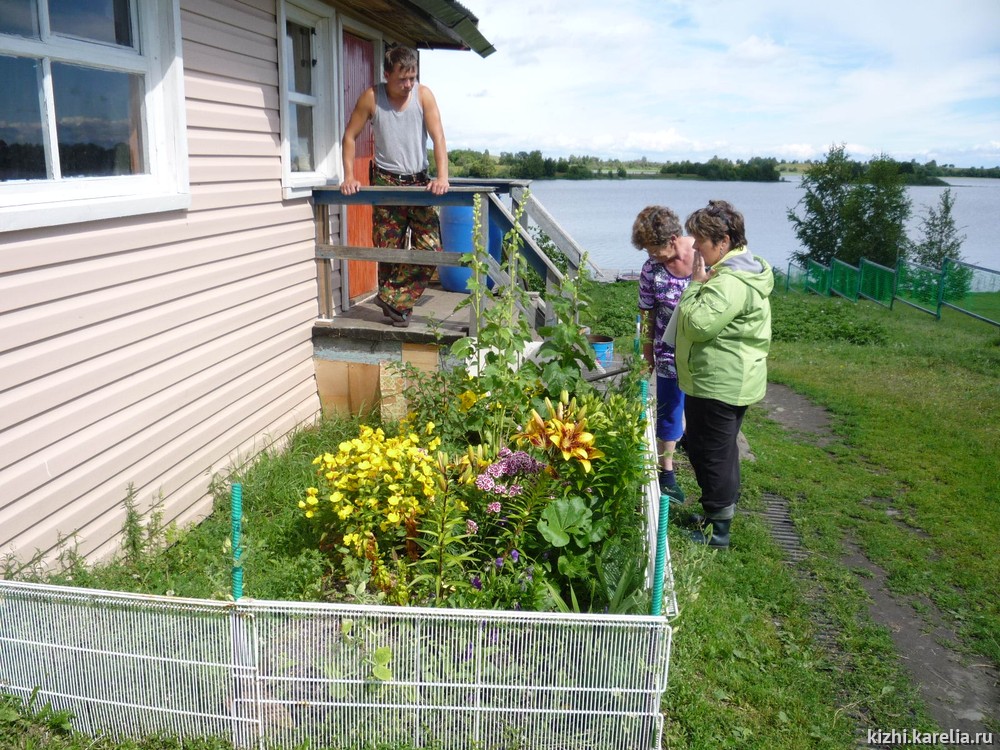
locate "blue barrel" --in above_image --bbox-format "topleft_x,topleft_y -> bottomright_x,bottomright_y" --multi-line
588,334 -> 614,367
439,206 -> 474,293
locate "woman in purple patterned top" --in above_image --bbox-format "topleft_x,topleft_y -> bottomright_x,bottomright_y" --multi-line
632,206 -> 694,500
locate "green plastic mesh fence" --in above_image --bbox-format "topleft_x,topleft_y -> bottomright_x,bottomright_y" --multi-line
785,262 -> 808,293
805,260 -> 831,296
895,260 -> 940,316
831,260 -> 860,301
859,259 -> 895,308
941,260 -> 1000,326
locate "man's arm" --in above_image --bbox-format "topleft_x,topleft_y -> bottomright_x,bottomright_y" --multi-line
341,88 -> 375,195
419,85 -> 449,196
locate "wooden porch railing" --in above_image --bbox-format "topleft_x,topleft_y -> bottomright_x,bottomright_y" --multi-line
312,179 -> 603,336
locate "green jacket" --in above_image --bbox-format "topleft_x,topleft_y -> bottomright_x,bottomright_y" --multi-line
675,246 -> 773,406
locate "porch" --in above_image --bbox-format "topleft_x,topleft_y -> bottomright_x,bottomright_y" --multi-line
310,179 -> 616,415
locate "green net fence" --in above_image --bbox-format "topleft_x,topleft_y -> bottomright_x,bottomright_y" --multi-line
831,260 -> 860,301
805,260 -> 831,295
859,259 -> 895,308
895,260 -> 941,316
940,260 -> 1000,326
782,254 -> 996,327
785,262 -> 808,293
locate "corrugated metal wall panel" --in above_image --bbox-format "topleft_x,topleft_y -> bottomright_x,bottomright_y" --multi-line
0,0 -> 330,565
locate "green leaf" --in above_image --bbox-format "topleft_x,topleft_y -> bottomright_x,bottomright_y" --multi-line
538,496 -> 593,548
373,646 -> 393,666
371,665 -> 393,681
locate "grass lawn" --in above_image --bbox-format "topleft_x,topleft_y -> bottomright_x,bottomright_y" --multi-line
4,287 -> 999,749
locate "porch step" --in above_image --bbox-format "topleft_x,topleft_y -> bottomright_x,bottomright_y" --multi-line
313,284 -> 470,345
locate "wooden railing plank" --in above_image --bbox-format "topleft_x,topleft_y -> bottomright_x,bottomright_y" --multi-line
316,245 -> 467,266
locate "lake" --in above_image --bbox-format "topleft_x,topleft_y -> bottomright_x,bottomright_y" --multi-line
526,176 -> 1000,278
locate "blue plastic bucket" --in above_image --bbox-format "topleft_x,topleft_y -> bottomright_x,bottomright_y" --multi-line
588,334 -> 614,367
439,206 -> 474,293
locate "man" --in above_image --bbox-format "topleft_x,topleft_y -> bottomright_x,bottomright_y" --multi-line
341,46 -> 450,328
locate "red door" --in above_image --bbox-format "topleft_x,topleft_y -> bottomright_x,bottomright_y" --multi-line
343,32 -> 377,301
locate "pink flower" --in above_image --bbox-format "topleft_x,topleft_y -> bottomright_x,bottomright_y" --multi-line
486,501 -> 502,514
466,519 -> 479,534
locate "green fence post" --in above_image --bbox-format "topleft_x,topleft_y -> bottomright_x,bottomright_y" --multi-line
936,258 -> 949,320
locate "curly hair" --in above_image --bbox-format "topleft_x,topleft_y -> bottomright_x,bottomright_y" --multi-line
631,206 -> 682,250
684,200 -> 747,248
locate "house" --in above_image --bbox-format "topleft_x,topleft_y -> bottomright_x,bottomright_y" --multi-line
0,0 -> 494,566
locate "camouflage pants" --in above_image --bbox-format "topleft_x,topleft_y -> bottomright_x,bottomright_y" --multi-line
372,170 -> 442,313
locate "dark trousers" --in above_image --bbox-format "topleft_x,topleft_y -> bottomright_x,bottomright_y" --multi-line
683,395 -> 748,514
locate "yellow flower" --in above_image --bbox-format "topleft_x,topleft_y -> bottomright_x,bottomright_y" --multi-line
457,389 -> 480,412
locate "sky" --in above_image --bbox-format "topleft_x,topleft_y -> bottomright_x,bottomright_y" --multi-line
420,0 -> 1000,168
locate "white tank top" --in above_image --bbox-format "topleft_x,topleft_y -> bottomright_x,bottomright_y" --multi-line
373,82 -> 429,175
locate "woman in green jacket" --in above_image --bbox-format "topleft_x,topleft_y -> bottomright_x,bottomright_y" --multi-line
675,200 -> 773,548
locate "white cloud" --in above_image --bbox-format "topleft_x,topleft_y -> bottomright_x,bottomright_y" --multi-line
420,0 -> 1000,166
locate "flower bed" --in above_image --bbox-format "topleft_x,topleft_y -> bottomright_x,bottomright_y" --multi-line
298,209 -> 656,617
0,210 -> 676,749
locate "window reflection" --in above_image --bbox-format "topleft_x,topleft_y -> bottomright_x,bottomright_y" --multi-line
289,104 -> 314,172
0,54 -> 47,181
0,0 -> 39,38
286,21 -> 313,95
49,0 -> 133,48
52,62 -> 145,177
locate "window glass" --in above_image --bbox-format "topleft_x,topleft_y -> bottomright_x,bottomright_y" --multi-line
49,0 -> 133,48
0,0 -> 39,37
285,20 -> 313,95
289,103 -> 314,172
0,55 -> 47,181
52,62 -> 145,177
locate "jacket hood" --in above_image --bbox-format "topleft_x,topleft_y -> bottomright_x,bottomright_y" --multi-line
716,246 -> 774,297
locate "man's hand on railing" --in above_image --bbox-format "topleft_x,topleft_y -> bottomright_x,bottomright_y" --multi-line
426,177 -> 450,196
340,178 -> 362,195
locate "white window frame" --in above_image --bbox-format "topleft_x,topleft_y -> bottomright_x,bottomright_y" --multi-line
0,0 -> 189,233
279,0 -> 337,200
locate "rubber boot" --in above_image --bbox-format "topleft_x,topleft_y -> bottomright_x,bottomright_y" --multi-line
689,504 -> 735,549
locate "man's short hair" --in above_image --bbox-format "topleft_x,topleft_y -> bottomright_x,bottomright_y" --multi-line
384,45 -> 418,73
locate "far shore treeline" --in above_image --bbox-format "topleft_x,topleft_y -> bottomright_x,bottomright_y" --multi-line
446,148 -> 1000,185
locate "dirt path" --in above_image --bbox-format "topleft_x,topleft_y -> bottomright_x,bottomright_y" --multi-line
758,383 -> 1000,743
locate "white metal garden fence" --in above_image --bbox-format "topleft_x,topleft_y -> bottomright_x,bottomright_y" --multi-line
0,401 -> 677,749
0,581 -> 671,749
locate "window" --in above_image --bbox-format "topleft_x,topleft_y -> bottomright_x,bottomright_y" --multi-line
279,1 -> 335,198
0,0 -> 189,232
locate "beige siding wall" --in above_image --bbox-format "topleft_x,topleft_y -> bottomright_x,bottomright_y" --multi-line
0,0 -> 334,565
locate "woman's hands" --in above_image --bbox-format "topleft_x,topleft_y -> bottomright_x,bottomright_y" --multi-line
691,251 -> 714,283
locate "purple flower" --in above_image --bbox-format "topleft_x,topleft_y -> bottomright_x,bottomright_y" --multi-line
471,576 -> 482,590
475,474 -> 496,492
466,519 -> 479,534
510,549 -> 520,563
486,501 -> 502,514
495,557 -> 504,569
